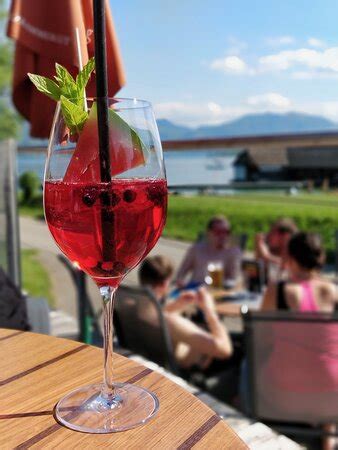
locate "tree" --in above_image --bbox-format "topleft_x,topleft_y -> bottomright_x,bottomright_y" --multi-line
19,171 -> 40,204
0,0 -> 21,140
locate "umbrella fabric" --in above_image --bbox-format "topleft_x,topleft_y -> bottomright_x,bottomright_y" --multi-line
7,0 -> 125,138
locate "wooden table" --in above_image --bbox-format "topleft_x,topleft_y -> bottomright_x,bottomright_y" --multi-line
0,329 -> 247,449
210,289 -> 262,318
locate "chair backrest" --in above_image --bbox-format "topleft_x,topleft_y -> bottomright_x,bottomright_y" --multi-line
335,229 -> 338,276
0,140 -> 20,287
115,284 -> 179,374
243,310 -> 338,425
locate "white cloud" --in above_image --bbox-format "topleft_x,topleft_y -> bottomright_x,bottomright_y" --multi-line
291,70 -> 338,80
226,36 -> 247,55
207,102 -> 223,114
155,93 -> 292,127
154,101 -> 242,126
210,55 -> 251,74
210,46 -> 338,79
247,93 -> 291,109
258,47 -> 338,74
155,97 -> 338,128
266,35 -> 295,46
307,37 -> 326,48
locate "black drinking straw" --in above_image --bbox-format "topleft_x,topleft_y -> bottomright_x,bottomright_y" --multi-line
93,0 -> 115,264
93,0 -> 111,183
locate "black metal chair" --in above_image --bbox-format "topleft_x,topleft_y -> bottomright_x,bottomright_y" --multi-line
242,310 -> 338,440
114,284 -> 180,375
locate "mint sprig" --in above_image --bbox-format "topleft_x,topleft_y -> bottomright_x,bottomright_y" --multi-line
28,57 -> 95,135
59,95 -> 88,135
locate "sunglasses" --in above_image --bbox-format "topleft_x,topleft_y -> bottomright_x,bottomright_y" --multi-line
211,229 -> 230,236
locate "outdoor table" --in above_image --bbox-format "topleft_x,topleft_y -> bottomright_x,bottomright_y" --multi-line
209,288 -> 262,318
0,328 -> 247,449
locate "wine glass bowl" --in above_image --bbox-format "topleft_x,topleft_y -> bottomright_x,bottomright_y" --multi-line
44,98 -> 167,432
45,98 -> 167,288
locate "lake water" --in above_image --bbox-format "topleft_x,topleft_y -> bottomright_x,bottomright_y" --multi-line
18,148 -> 241,187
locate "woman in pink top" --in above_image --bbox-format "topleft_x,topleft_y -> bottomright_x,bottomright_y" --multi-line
262,232 -> 336,313
261,232 -> 337,450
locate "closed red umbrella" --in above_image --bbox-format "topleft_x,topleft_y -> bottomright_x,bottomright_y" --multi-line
7,0 -> 125,138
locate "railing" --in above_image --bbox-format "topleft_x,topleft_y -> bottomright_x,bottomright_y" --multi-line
18,130 -> 338,153
18,130 -> 338,192
162,130 -> 338,151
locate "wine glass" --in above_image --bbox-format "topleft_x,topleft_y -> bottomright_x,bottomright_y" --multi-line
44,98 -> 167,433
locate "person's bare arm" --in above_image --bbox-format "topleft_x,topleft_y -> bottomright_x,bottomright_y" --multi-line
164,291 -> 196,314
255,233 -> 281,265
260,282 -> 277,311
165,288 -> 232,359
175,246 -> 195,287
199,288 -> 233,358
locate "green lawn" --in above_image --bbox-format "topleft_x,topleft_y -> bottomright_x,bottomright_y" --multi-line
19,190 -> 338,258
21,249 -> 55,307
164,193 -> 338,257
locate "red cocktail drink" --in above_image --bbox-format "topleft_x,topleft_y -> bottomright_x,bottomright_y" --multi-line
45,178 -> 167,287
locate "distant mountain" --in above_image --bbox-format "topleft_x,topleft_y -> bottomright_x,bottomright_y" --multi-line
20,112 -> 338,146
156,119 -> 193,140
157,112 -> 338,141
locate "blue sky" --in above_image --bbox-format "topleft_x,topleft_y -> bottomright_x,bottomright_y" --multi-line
112,0 -> 338,127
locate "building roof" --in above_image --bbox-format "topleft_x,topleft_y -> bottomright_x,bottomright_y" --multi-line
287,146 -> 338,169
236,147 -> 288,168
236,145 -> 338,170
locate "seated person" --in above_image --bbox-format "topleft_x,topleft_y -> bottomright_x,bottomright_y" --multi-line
175,215 -> 241,288
261,231 -> 337,312
139,255 -> 233,371
255,217 -> 297,282
0,267 -> 30,331
257,233 -> 337,449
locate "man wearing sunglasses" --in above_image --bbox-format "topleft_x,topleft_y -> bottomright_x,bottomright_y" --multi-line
175,215 -> 242,288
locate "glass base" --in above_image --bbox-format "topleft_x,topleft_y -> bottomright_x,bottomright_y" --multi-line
55,383 -> 159,433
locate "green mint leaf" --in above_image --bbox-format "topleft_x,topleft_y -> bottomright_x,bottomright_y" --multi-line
54,63 -> 78,100
76,57 -> 95,95
27,73 -> 60,101
60,95 -> 88,135
55,63 -> 75,85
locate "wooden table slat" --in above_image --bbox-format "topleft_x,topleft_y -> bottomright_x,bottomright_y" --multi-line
0,330 -> 247,449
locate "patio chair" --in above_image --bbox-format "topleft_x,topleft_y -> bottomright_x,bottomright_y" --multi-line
242,310 -> 338,440
114,284 -> 180,374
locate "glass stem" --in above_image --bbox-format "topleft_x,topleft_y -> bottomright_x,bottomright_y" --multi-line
100,285 -> 116,401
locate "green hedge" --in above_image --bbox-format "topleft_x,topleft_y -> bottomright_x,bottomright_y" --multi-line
164,194 -> 338,259
19,191 -> 338,261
